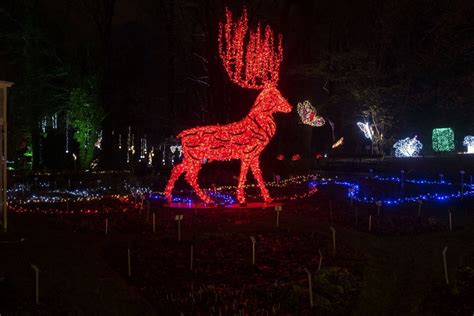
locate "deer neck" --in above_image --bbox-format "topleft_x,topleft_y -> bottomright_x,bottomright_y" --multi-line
246,92 -> 277,139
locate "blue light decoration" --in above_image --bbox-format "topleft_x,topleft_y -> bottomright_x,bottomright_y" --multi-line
393,136 -> 423,157
308,176 -> 474,205
8,174 -> 474,212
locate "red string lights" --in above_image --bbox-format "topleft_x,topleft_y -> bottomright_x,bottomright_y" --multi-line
165,7 -> 291,204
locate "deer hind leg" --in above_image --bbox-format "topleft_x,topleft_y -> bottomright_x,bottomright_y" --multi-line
250,160 -> 272,203
185,161 -> 213,204
165,162 -> 186,202
237,160 -> 250,204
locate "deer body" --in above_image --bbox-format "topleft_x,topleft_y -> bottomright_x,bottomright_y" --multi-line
165,9 -> 291,204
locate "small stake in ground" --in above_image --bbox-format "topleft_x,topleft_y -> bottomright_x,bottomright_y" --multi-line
448,210 -> 452,232
439,173 -> 444,183
66,199 -> 70,213
175,215 -> 183,241
348,188 -> 354,205
31,264 -> 40,304
275,205 -> 282,227
417,200 -> 423,217
376,201 -> 382,216
369,215 -> 372,232
152,213 -> 156,233
355,207 -> 358,225
330,226 -> 336,255
318,248 -> 323,271
146,200 -> 150,222
249,236 -> 256,265
304,267 -> 314,308
127,247 -> 131,277
443,246 -> 449,284
460,170 -> 465,198
139,194 -> 144,215
401,169 -> 405,189
105,218 -> 108,235
329,200 -> 333,220
190,245 -> 194,271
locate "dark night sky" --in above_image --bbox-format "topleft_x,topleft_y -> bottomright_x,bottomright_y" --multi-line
1,0 -> 473,169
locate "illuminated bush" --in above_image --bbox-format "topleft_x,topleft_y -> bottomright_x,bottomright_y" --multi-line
432,128 -> 454,152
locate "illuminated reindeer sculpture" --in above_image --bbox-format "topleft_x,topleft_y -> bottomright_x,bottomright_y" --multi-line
165,8 -> 292,204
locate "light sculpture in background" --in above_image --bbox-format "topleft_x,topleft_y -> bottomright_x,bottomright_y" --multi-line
297,100 -> 325,127
393,136 -> 423,157
463,136 -> 474,154
291,154 -> 301,161
332,137 -> 344,149
357,122 -> 374,140
170,145 -> 182,157
165,7 -> 292,204
94,131 -> 102,149
432,128 -> 454,152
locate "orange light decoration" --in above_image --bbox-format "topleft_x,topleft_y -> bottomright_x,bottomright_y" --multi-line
332,137 -> 344,149
165,8 -> 291,204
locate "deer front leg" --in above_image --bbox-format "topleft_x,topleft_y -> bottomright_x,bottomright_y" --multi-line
165,163 -> 185,202
250,160 -> 272,203
237,160 -> 250,204
185,162 -> 213,204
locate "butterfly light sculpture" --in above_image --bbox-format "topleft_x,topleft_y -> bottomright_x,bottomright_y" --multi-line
357,122 -> 374,140
297,100 -> 325,127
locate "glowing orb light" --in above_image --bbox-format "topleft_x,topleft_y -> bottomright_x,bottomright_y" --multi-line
276,154 -> 285,161
393,136 -> 423,157
432,128 -> 455,152
463,136 -> 474,153
297,100 -> 325,127
291,154 -> 301,161
165,7 -> 291,204
357,122 -> 374,140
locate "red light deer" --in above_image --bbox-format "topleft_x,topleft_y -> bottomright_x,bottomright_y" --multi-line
165,8 -> 292,204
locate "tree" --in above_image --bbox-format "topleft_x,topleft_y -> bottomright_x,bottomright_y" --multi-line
68,77 -> 103,169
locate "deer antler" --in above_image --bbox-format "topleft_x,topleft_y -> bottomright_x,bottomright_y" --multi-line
218,8 -> 283,89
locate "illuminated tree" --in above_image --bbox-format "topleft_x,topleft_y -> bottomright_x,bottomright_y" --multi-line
165,8 -> 291,204
68,78 -> 104,169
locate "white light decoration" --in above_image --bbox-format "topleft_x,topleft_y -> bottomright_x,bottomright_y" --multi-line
297,100 -> 325,127
148,147 -> 154,166
463,136 -> 474,154
126,126 -> 131,163
170,145 -> 182,157
140,136 -> 147,159
357,122 -> 374,140
52,113 -> 58,129
393,136 -> 423,157
65,114 -> 69,153
40,117 -> 47,133
95,131 -> 103,149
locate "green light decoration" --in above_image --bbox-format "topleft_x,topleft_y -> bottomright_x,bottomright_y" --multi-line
432,128 -> 455,152
68,77 -> 103,169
